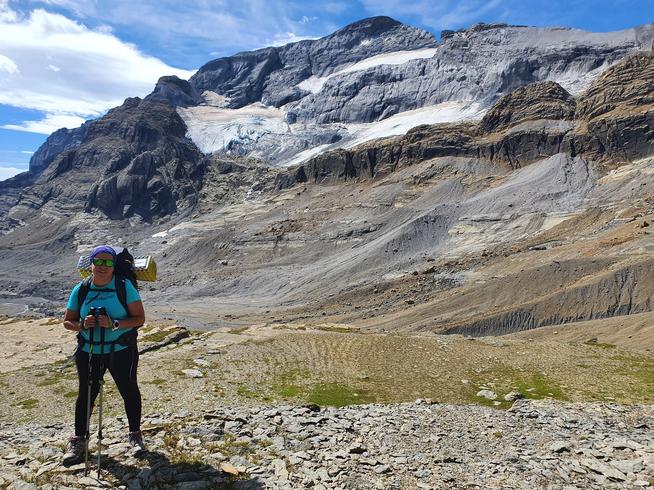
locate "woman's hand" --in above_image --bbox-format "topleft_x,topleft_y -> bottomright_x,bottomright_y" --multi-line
63,308 -> 82,332
84,314 -> 111,328
63,320 -> 82,332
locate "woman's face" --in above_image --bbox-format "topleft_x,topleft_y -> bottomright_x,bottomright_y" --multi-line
91,252 -> 115,283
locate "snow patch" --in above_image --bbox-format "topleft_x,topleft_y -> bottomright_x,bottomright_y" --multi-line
178,102 -> 288,154
280,144 -> 334,168
277,101 -> 485,167
275,101 -> 483,167
551,63 -> 612,95
298,48 -> 437,94
179,94 -> 482,169
344,101 -> 484,149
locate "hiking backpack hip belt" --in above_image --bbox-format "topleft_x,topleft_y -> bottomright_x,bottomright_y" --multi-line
76,329 -> 138,367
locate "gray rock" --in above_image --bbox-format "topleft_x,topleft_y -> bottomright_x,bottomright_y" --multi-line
181,369 -> 204,378
609,459 -> 644,474
477,390 -> 498,400
504,391 -> 525,402
579,458 -> 627,481
549,441 -> 571,453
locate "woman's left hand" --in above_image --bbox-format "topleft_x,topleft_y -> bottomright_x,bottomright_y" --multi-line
96,315 -> 111,328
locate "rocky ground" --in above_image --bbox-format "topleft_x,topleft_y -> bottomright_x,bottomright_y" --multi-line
0,315 -> 653,489
0,400 -> 652,489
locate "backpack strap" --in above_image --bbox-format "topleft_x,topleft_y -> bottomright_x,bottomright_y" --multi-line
77,275 -> 130,315
76,277 -> 93,313
115,275 -> 143,328
115,275 -> 129,316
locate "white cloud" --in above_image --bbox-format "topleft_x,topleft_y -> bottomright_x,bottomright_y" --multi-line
2,113 -> 88,135
0,53 -> 18,74
0,166 -> 25,181
18,0 -> 337,60
21,151 -> 35,154
300,15 -> 317,25
0,5 -> 194,135
270,32 -> 318,46
0,0 -> 16,22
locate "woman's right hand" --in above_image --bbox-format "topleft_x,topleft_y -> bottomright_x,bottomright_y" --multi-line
63,320 -> 82,332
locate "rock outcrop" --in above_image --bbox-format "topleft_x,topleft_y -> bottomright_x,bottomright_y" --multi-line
146,75 -> 201,107
28,124 -> 89,175
479,81 -> 576,133
7,97 -> 206,221
276,50 -> 654,188
275,80 -> 580,187
568,50 -> 654,164
190,16 -> 437,109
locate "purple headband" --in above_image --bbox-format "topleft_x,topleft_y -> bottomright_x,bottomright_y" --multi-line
90,245 -> 116,259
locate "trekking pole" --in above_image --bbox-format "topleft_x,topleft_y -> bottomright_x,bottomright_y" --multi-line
96,306 -> 107,479
83,307 -> 97,477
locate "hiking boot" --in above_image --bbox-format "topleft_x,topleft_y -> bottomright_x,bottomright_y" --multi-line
128,430 -> 146,452
62,436 -> 87,466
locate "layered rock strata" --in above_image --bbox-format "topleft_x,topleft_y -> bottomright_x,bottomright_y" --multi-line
3,98 -> 206,222
277,51 -> 654,188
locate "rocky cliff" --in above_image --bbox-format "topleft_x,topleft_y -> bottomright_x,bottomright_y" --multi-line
276,51 -> 654,187
569,50 -> 654,163
7,18 -> 653,223
190,16 -> 437,109
2,97 -> 206,222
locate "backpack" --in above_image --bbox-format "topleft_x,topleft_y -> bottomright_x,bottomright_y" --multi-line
77,247 -> 138,315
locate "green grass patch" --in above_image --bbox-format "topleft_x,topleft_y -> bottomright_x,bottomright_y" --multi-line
17,399 -> 38,409
270,368 -> 309,400
315,326 -> 357,334
306,382 -> 373,407
148,378 -> 167,386
140,329 -> 173,343
514,372 -> 567,401
63,391 -> 78,399
584,338 -> 616,349
37,376 -> 62,387
229,326 -> 250,335
611,354 -> 654,403
462,366 -> 568,408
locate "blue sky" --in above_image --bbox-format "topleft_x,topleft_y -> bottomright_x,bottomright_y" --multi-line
0,0 -> 651,180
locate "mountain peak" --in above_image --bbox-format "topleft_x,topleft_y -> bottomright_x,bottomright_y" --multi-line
333,15 -> 403,35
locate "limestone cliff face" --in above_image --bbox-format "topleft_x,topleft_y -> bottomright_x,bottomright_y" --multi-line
5,19 -> 654,222
568,51 -> 654,164
478,81 -> 576,133
286,23 -> 650,124
276,81 -> 578,187
190,16 -> 437,110
7,98 -> 205,221
276,52 -> 654,188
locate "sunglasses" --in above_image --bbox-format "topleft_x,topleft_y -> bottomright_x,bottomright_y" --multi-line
92,258 -> 115,267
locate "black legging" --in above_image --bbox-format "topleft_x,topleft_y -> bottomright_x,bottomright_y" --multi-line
74,346 -> 141,436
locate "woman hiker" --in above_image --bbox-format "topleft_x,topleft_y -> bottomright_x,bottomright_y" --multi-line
62,245 -> 146,466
